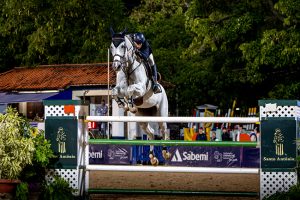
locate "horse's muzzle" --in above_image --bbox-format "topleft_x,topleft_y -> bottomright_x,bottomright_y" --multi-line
112,61 -> 122,71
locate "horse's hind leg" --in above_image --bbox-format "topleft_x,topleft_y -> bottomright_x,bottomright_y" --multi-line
139,122 -> 159,166
159,122 -> 171,160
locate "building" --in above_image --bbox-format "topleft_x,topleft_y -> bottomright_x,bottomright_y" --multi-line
0,63 -> 127,138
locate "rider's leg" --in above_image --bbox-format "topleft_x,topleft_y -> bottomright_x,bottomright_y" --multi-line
148,54 -> 162,94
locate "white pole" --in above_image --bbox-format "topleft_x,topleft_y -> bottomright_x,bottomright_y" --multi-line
86,165 -> 259,174
107,48 -> 110,139
86,116 -> 259,124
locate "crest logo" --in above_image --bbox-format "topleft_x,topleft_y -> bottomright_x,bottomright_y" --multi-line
273,128 -> 284,156
56,127 -> 67,154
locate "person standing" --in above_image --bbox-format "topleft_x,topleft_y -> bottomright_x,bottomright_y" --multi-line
221,127 -> 231,141
193,127 -> 207,141
95,99 -> 108,137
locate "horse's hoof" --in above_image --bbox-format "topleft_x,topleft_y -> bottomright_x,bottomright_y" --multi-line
150,157 -> 159,166
129,107 -> 137,113
162,150 -> 171,160
124,105 -> 129,112
149,153 -> 154,159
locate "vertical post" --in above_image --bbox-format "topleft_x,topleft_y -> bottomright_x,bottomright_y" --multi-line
44,100 -> 88,196
259,100 -> 299,199
107,48 -> 110,139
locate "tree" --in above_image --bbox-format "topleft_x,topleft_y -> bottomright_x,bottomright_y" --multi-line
181,0 -> 300,114
240,0 -> 300,99
0,0 -> 127,70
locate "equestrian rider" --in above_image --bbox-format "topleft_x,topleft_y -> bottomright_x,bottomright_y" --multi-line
133,32 -> 162,94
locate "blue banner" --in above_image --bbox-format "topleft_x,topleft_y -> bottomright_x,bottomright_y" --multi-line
165,146 -> 241,167
89,144 -> 131,165
89,144 -> 259,168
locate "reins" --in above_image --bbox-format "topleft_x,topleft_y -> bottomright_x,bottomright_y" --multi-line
112,35 -> 151,91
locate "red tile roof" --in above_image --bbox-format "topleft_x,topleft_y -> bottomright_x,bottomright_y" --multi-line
0,63 -> 115,91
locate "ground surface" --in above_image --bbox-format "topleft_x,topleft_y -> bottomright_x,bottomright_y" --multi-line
88,170 -> 259,200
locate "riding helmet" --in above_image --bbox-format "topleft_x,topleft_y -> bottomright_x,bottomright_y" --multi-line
134,32 -> 145,45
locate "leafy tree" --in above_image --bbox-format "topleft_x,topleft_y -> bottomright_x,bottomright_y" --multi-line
240,0 -> 300,99
181,0 -> 300,114
0,0 -> 127,70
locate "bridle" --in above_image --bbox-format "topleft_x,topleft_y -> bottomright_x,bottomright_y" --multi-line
111,36 -> 143,77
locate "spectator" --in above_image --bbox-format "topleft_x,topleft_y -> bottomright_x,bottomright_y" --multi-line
211,131 -> 217,141
250,126 -> 259,142
193,127 -> 207,141
95,99 -> 108,137
221,127 -> 231,141
233,124 -> 244,141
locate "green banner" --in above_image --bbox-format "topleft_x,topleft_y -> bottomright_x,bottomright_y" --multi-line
261,119 -> 297,169
45,118 -> 78,169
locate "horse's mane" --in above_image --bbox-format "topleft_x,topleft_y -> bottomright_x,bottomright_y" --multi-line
124,34 -> 134,51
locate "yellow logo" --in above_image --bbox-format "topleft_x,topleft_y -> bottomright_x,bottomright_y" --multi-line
273,128 -> 284,156
56,127 -> 67,154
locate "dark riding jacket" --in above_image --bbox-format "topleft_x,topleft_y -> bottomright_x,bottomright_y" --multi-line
137,40 -> 152,61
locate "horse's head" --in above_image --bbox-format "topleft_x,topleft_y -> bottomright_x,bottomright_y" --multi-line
110,27 -> 128,71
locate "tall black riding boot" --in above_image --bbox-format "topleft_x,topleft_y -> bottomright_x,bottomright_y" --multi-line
150,64 -> 162,94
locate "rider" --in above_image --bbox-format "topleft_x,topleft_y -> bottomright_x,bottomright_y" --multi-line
133,32 -> 162,94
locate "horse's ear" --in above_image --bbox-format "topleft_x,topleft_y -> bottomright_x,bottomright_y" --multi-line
121,27 -> 128,36
110,26 -> 115,37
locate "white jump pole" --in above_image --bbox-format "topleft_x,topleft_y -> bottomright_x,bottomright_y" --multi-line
86,165 -> 259,174
86,116 -> 259,123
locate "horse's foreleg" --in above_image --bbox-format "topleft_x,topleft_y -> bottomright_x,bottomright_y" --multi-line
139,122 -> 158,166
127,83 -> 146,99
125,96 -> 137,113
112,86 -> 131,112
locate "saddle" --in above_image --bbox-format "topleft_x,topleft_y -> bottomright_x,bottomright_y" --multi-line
135,53 -> 161,82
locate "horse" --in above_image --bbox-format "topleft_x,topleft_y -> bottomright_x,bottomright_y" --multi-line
109,28 -> 170,165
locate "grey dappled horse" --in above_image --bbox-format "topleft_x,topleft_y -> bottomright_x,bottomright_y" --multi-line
110,28 -> 170,165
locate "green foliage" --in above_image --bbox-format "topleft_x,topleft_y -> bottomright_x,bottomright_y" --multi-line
32,130 -> 56,168
40,176 -> 75,200
19,128 -> 56,191
0,107 -> 34,179
0,0 -> 127,67
15,182 -> 29,200
1,0 -> 300,114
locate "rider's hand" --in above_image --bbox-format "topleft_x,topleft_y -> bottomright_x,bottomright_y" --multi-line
135,50 -> 142,58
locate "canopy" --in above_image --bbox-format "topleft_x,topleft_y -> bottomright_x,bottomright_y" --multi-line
0,92 -> 58,104
196,104 -> 218,110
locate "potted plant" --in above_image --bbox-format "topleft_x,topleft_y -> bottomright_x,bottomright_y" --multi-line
40,176 -> 75,200
19,128 -> 56,198
0,107 -> 35,194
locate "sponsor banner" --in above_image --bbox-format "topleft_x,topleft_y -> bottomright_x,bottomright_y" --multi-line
261,119 -> 297,169
107,145 -> 131,164
166,146 -> 241,167
211,147 -> 241,167
166,146 -> 212,167
89,144 -> 131,165
89,144 -> 107,164
242,148 -> 260,168
45,118 -> 77,169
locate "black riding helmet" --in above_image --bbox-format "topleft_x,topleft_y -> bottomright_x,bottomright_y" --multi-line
134,32 -> 145,45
